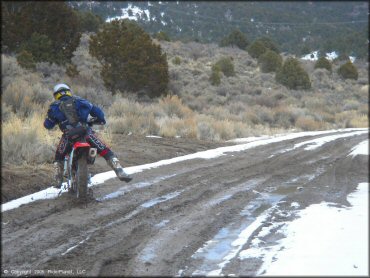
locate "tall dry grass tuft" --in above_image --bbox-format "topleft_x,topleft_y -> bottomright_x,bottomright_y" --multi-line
296,115 -> 326,131
2,113 -> 59,165
158,95 -> 194,118
348,114 -> 368,128
159,117 -> 197,138
107,114 -> 159,136
3,79 -> 41,117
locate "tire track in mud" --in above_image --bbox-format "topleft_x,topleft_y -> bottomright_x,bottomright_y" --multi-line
1,131 -> 368,276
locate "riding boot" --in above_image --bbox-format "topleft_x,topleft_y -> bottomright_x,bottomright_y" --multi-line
107,157 -> 132,182
53,161 -> 64,189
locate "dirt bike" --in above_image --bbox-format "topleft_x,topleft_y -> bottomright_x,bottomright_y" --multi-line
61,117 -> 102,201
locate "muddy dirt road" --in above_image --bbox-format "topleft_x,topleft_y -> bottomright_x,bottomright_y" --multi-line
1,129 -> 368,276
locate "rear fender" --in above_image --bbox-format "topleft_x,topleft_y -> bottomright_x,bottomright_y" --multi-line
73,142 -> 91,149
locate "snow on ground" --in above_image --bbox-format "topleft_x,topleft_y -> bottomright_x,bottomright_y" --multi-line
349,139 -> 369,157
1,128 -> 367,212
292,130 -> 368,151
146,135 -> 163,139
260,182 -> 369,276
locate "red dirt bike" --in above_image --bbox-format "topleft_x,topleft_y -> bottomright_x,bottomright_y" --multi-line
61,117 -> 102,201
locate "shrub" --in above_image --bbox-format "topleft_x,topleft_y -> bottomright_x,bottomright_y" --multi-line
348,114 -> 368,128
154,31 -> 171,41
314,57 -> 332,72
247,40 -> 267,59
66,63 -> 79,78
337,61 -> 358,80
19,32 -> 53,63
296,115 -> 324,131
172,56 -> 181,65
219,29 -> 248,50
258,50 -> 282,73
70,33 -> 105,89
16,50 -> 36,70
197,121 -> 218,141
158,95 -> 193,119
2,113 -> 59,165
257,37 -> 280,53
276,57 -> 311,90
2,2 -> 81,64
215,57 -> 235,77
210,65 -> 221,86
108,114 -> 158,136
75,10 -> 103,33
2,103 -> 15,122
159,117 -> 197,138
90,19 -> 169,98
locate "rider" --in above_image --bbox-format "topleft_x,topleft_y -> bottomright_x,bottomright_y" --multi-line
44,83 -> 132,188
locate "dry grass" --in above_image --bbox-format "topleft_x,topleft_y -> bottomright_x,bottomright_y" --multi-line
296,115 -> 326,131
2,113 -> 59,165
348,114 -> 368,128
1,38 -> 368,167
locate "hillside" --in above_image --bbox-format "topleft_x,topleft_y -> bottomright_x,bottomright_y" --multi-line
68,1 -> 369,57
2,33 -> 368,201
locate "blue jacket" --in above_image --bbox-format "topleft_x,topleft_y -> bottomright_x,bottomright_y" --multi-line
44,95 -> 106,132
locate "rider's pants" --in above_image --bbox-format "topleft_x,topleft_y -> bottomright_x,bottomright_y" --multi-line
54,129 -> 114,162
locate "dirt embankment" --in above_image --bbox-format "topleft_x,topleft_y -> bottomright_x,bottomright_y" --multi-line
1,134 -> 227,203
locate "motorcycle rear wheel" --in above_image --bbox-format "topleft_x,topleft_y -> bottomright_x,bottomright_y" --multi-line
76,151 -> 88,200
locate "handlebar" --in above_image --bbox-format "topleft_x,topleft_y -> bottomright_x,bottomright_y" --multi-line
87,117 -> 105,127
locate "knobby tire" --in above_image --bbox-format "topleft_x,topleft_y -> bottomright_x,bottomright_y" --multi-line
77,151 -> 88,201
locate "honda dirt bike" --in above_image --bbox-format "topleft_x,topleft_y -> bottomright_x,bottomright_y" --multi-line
62,117 -> 102,201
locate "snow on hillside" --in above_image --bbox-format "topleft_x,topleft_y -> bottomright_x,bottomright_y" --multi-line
106,3 -> 150,22
301,50 -> 356,62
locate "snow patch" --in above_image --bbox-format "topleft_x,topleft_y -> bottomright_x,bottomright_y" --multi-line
261,183 -> 369,276
146,135 -> 163,138
2,128 -> 367,212
106,3 -> 150,22
302,50 -> 356,62
349,140 -> 368,157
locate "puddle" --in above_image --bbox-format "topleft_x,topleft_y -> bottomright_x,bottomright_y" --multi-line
271,186 -> 300,195
141,190 -> 184,208
155,219 -> 170,228
190,192 -> 284,276
98,174 -> 177,201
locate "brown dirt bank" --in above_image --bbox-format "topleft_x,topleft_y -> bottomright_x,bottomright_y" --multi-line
1,134 -> 229,203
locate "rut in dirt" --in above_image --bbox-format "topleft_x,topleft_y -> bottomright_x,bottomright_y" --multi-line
1,130 -> 368,276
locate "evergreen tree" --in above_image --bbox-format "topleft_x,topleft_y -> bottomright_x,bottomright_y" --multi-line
258,50 -> 282,73
276,57 -> 311,90
2,2 -> 81,64
314,57 -> 332,72
215,57 -> 235,77
219,29 -> 249,50
210,64 -> 221,86
89,19 -> 169,97
337,61 -> 358,80
154,31 -> 171,41
247,40 -> 267,59
16,50 -> 36,70
75,10 -> 103,33
19,33 -> 53,63
257,37 -> 280,53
